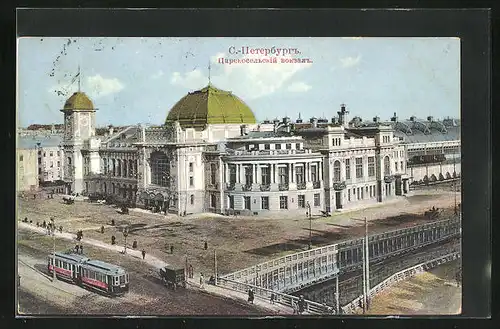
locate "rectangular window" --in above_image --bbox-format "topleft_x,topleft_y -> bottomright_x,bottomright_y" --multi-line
229,195 -> 234,209
57,151 -> 60,156
38,158 -> 41,164
50,161 -> 54,168
210,163 -> 217,185
261,196 -> 269,210
229,164 -> 237,184
20,155 -> 24,162
189,162 -> 194,172
57,161 -> 60,167
275,144 -> 282,150
314,193 -> 320,207
348,189 -> 351,201
50,152 -> 53,157
368,156 -> 375,177
355,158 -> 363,178
244,196 -> 251,210
286,144 -> 291,150
345,159 -> 351,180
298,195 -> 305,208
189,176 -> 194,187
244,166 -> 253,185
295,165 -> 304,184
296,143 -> 301,149
311,165 -> 318,182
43,152 -> 46,157
278,167 -> 288,184
279,196 -> 288,209
401,161 -> 404,171
264,144 -> 270,150
261,167 -> 270,185
395,162 -> 398,171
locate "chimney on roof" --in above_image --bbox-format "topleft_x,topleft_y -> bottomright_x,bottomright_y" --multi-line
296,112 -> 303,123
310,117 -> 318,128
390,112 -> 398,122
337,104 -> 349,126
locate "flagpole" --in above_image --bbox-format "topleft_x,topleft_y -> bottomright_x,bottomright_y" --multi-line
78,65 -> 81,91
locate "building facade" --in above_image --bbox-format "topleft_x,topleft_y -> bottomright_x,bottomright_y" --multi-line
59,84 -> 460,216
16,148 -> 38,191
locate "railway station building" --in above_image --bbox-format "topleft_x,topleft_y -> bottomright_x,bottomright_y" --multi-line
58,84 -> 460,216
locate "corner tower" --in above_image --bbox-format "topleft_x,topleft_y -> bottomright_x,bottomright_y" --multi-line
60,91 -> 97,194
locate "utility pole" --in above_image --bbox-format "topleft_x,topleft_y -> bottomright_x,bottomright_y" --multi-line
307,201 -> 312,249
364,217 -> 370,311
335,275 -> 340,314
123,226 -> 129,254
50,217 -> 56,282
214,249 -> 218,286
362,239 -> 367,314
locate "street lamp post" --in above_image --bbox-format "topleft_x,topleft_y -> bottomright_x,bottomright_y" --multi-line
307,201 -> 312,249
50,217 -> 56,282
353,217 -> 370,313
123,226 -> 129,254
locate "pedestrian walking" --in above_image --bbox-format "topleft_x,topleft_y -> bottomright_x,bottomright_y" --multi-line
74,244 -> 79,253
298,295 -> 305,314
79,245 -> 83,254
204,241 -> 208,250
247,288 -> 254,304
189,264 -> 193,278
270,292 -> 276,304
170,245 -> 174,254
141,249 -> 146,260
200,273 -> 205,289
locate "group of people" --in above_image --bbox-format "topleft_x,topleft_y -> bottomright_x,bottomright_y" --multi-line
74,244 -> 84,254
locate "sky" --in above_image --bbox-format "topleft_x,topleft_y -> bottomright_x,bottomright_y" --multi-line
17,37 -> 460,127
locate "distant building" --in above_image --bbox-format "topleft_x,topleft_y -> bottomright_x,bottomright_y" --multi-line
17,134 -> 64,186
16,148 -> 38,191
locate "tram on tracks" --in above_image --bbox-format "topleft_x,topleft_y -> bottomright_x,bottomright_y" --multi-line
48,252 -> 129,296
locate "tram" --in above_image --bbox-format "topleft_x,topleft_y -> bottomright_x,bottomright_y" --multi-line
47,252 -> 129,297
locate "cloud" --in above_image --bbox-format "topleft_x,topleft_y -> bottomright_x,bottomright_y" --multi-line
170,69 -> 207,90
48,74 -> 124,99
151,70 -> 164,79
339,55 -> 362,68
170,51 -> 313,100
287,82 -> 312,93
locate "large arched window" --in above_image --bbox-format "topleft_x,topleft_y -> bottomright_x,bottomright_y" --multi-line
384,156 -> 391,176
123,159 -> 128,177
151,151 -> 169,186
333,160 -> 341,182
129,161 -> 134,177
112,159 -> 116,176
117,159 -> 122,177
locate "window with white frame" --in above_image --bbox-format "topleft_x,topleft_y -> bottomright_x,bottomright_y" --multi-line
279,196 -> 288,209
368,156 -> 375,176
355,158 -> 363,178
314,193 -> 320,207
333,160 -> 341,182
345,159 -> 351,180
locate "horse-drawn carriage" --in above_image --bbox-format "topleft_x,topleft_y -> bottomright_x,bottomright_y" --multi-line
159,266 -> 186,290
62,195 -> 75,204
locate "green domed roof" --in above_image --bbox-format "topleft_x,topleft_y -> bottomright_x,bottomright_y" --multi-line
62,92 -> 95,111
165,84 -> 257,129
